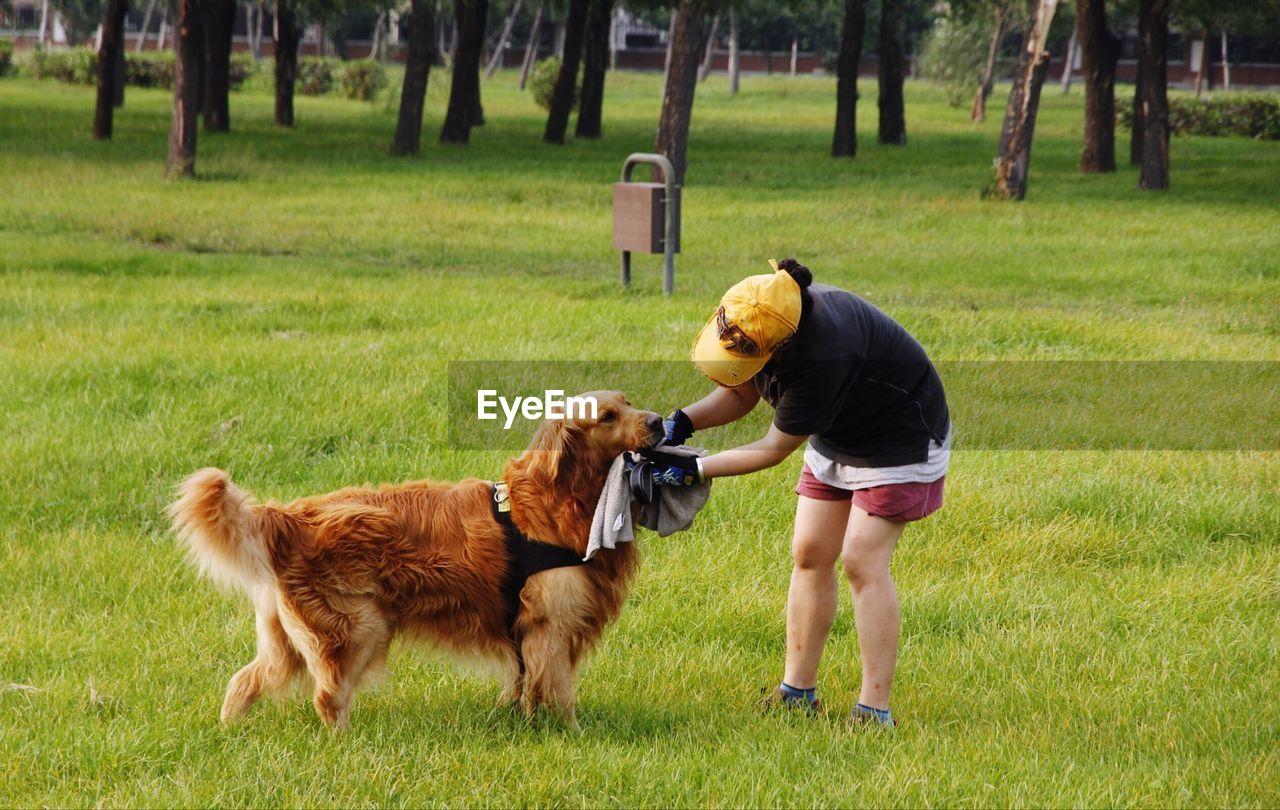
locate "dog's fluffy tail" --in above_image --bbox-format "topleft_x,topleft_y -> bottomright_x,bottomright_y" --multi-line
169,468 -> 273,593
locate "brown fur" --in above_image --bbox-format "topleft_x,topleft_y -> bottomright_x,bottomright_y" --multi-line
169,392 -> 661,731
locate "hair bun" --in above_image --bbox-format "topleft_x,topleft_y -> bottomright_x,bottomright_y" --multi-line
776,258 -> 813,289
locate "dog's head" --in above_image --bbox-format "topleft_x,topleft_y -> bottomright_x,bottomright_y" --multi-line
503,392 -> 661,543
516,391 -> 662,484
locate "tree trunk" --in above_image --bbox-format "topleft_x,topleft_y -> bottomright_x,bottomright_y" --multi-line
831,0 -> 866,158
544,0 -> 588,143
1128,79 -> 1143,164
970,5 -> 1006,122
441,4 -> 451,65
1192,32 -> 1204,98
485,0 -> 522,76
519,1 -> 544,89
249,2 -> 263,62
158,9 -> 169,49
728,9 -> 738,94
203,0 -> 235,131
39,0 -> 49,45
113,20 -> 126,106
1220,31 -> 1229,91
609,5 -> 617,68
876,0 -> 906,145
1136,0 -> 1168,190
274,0 -> 298,127
136,0 -> 156,51
1077,0 -> 1119,172
575,0 -> 613,138
661,8 -> 678,92
1060,26 -> 1076,93
441,0 -> 487,143
392,0 -> 436,155
697,12 -> 718,82
167,0 -> 202,176
471,0 -> 488,124
654,0 -> 705,186
789,37 -> 797,77
990,0 -> 1058,200
94,0 -> 127,140
370,11 -> 385,63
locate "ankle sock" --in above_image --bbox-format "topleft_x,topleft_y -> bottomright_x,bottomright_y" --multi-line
779,682 -> 818,707
854,702 -> 894,725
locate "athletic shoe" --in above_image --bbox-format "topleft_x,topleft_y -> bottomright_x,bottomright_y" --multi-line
758,685 -> 822,715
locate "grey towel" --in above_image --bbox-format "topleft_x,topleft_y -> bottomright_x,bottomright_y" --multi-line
584,445 -> 712,561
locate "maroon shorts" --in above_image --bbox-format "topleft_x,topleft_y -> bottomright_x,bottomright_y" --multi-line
796,465 -> 946,523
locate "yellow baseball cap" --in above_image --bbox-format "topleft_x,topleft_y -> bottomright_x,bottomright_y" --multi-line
691,260 -> 803,387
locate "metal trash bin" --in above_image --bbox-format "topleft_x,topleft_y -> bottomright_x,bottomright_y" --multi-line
613,153 -> 679,295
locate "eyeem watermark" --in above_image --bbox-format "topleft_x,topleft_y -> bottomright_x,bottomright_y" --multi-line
476,389 -> 599,430
449,360 -> 1279,451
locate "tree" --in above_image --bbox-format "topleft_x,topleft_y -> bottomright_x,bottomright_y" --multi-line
518,1 -> 545,89
831,0 -> 866,157
654,0 -> 708,185
544,0 -> 589,144
576,0 -> 615,138
1135,0 -> 1168,190
918,9 -> 993,108
203,0 -> 236,131
988,0 -> 1058,200
50,0 -> 104,41
168,0 -> 203,177
441,0 -> 488,143
877,0 -> 907,145
971,3 -> 1008,121
728,8 -> 739,93
275,0 -> 300,126
486,0 -> 524,77
392,0 -> 437,154
1076,0 -> 1119,172
93,0 -> 127,140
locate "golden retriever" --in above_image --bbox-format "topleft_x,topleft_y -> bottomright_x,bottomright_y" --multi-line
169,391 -> 662,730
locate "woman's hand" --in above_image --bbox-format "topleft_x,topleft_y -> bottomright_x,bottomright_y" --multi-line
662,409 -> 695,446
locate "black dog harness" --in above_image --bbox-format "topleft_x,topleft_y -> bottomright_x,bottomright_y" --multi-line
490,482 -> 588,640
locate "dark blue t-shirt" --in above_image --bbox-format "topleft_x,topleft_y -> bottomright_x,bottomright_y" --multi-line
752,284 -> 950,467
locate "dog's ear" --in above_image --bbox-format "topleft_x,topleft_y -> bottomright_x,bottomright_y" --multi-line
522,419 -> 582,486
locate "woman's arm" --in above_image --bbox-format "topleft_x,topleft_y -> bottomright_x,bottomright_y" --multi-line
681,384 -> 760,431
699,423 -> 807,479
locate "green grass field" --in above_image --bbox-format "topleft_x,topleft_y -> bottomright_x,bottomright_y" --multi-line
1,68 -> 1278,807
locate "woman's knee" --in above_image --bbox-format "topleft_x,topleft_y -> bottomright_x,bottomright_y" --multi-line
791,530 -> 841,570
841,551 -> 888,591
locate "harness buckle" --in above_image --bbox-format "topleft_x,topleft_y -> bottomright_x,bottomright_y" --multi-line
493,481 -> 512,514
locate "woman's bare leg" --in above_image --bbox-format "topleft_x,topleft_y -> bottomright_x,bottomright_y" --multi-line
841,508 -> 906,710
781,496 -> 852,689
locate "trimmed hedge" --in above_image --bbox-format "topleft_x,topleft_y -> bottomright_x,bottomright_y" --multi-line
26,47 -> 98,84
1120,95 -> 1280,141
124,51 -> 176,88
529,57 -> 579,112
0,41 -> 14,77
23,47 -> 253,90
19,49 -> 384,103
298,57 -> 339,95
339,60 -> 387,101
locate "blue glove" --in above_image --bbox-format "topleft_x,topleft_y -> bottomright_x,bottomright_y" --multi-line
663,408 -> 694,446
641,448 -> 702,487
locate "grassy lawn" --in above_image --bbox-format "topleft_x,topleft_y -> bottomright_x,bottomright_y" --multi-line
1,68 -> 1277,807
